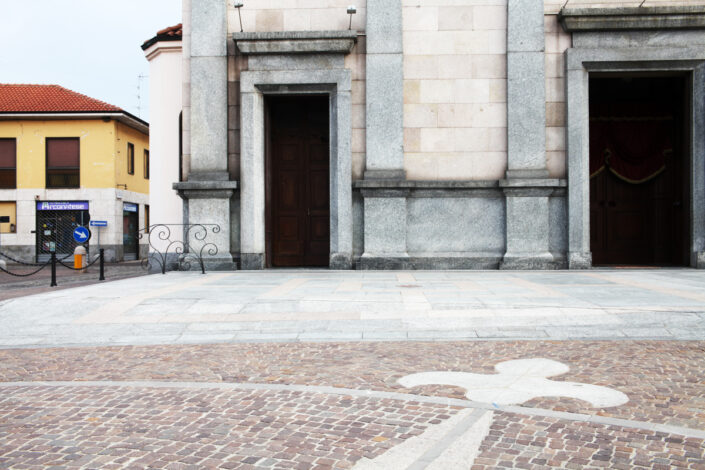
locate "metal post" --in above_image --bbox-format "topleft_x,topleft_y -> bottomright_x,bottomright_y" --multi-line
99,248 -> 105,281
50,253 -> 57,287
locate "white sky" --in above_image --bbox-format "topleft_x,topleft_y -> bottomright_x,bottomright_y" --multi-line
0,0 -> 182,123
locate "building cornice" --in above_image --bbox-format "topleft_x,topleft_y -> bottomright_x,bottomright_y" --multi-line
0,112 -> 149,135
559,6 -> 705,32
143,41 -> 182,62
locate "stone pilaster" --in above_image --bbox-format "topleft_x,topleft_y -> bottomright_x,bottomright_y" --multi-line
501,0 -> 561,270
360,0 -> 409,268
175,0 -> 236,270
364,0 -> 404,179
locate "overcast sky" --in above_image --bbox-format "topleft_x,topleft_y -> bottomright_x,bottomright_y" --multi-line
0,0 -> 182,123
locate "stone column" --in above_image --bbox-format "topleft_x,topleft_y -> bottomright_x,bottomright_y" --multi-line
173,0 -> 237,270
501,0 -> 560,269
360,0 -> 409,268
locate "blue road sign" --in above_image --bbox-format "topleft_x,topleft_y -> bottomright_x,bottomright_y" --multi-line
90,220 -> 108,227
73,226 -> 91,243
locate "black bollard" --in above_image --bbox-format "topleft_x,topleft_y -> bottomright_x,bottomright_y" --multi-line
99,248 -> 105,281
50,253 -> 57,287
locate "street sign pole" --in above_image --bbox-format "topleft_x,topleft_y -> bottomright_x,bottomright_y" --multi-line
89,221 -> 108,258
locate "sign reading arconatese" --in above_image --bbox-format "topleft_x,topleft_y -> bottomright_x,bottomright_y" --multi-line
36,201 -> 89,211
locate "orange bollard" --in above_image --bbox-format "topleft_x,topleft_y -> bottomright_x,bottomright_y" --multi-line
74,253 -> 83,269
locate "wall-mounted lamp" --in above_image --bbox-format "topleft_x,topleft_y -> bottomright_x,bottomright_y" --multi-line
234,2 -> 244,32
347,5 -> 356,30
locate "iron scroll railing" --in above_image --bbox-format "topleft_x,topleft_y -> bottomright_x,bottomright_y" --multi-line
138,224 -> 221,275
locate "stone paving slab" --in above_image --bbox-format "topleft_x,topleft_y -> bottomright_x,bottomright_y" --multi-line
1,269 -> 705,347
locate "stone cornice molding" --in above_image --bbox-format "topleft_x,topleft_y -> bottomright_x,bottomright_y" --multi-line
559,6 -> 705,32
233,31 -> 358,55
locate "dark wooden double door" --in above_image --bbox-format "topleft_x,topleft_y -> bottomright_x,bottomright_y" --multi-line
589,76 -> 689,266
266,96 -> 330,267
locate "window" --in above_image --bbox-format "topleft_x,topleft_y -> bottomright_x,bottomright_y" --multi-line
46,138 -> 79,188
144,204 -> 150,233
127,143 -> 134,175
0,202 -> 16,233
0,139 -> 16,189
144,149 -> 149,179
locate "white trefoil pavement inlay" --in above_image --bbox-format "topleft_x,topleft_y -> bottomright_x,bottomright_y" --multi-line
398,358 -> 629,408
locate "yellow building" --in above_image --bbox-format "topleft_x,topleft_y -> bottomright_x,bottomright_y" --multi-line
0,84 -> 149,262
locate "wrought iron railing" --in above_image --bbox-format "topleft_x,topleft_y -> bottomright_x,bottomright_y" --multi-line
138,224 -> 221,274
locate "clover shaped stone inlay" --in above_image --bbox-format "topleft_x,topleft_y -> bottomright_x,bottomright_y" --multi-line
398,358 -> 629,408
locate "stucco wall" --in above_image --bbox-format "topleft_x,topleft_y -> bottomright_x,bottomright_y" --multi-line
115,122 -> 150,195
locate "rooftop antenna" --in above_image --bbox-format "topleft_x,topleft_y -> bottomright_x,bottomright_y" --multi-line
234,2 -> 244,32
347,5 -> 357,30
562,0 -> 570,9
136,74 -> 147,118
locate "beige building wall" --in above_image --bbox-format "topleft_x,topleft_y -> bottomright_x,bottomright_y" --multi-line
226,1 -> 368,180
402,1 -> 507,181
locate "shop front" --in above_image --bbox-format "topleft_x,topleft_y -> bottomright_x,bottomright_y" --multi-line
36,201 -> 90,262
122,202 -> 139,261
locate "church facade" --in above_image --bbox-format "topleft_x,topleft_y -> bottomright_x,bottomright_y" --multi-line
164,0 -> 705,270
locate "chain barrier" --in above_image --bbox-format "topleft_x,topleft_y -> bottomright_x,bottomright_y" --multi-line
0,259 -> 50,277
0,249 -> 106,286
0,251 -> 46,267
56,253 -> 102,271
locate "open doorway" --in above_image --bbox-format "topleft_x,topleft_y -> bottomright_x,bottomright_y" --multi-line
265,95 -> 330,267
589,75 -> 689,266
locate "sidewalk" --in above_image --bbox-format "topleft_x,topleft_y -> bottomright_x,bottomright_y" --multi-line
0,268 -> 703,348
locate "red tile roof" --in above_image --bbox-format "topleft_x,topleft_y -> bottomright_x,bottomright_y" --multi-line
142,23 -> 183,50
0,84 -> 123,113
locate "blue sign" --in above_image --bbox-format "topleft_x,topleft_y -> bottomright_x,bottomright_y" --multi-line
90,220 -> 108,227
37,201 -> 89,211
123,203 -> 138,213
73,226 -> 91,243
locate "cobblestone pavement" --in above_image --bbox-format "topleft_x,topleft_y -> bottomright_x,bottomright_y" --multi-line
1,270 -> 704,468
1,340 -> 704,468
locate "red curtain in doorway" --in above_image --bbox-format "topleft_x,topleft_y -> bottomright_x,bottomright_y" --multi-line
589,102 -> 673,184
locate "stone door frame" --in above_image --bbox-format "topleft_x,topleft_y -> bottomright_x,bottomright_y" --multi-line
565,47 -> 705,269
239,70 -> 353,270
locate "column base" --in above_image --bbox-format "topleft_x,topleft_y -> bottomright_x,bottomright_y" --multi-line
359,253 -> 410,270
568,251 -> 592,269
500,252 -> 560,270
241,253 -> 265,270
180,254 -> 237,271
330,252 -> 353,270
694,251 -> 705,269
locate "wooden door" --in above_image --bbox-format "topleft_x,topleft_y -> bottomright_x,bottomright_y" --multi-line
589,77 -> 688,266
267,96 -> 330,267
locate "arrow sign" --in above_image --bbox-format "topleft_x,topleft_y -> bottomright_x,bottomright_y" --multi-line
73,226 -> 91,243
90,220 -> 108,227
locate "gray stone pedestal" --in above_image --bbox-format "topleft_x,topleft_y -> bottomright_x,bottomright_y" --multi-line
500,180 -> 564,270
359,189 -> 410,269
174,175 -> 238,271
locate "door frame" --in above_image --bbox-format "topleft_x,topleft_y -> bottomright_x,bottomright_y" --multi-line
264,94 -> 331,268
239,70 -> 353,270
565,47 -> 705,268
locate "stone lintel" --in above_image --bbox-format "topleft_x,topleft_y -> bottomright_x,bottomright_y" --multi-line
500,178 -> 567,189
233,31 -> 357,55
559,6 -> 705,32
